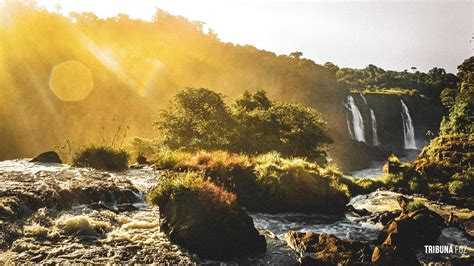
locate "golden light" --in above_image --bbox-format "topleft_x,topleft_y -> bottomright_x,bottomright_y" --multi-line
49,60 -> 93,101
130,58 -> 164,96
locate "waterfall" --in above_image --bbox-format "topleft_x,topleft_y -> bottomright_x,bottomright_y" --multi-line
345,112 -> 354,139
346,96 -> 366,142
400,99 -> 417,149
370,109 -> 380,146
360,93 -> 368,105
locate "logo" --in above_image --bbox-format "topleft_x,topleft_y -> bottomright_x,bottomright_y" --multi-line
424,245 -> 468,254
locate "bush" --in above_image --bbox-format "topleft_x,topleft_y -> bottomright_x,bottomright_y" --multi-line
149,171 -> 236,207
72,145 -> 129,171
406,199 -> 426,212
252,152 -> 349,214
153,149 -> 192,170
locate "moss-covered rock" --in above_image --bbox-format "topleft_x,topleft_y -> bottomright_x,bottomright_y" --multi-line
148,171 -> 266,260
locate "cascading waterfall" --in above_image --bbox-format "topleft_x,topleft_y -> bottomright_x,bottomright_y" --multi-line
360,93 -> 368,105
346,96 -> 366,142
345,112 -> 355,139
400,99 -> 417,149
370,109 -> 380,146
360,93 -> 380,146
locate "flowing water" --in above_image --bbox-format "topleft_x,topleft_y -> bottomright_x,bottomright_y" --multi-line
370,109 -> 380,146
0,159 -> 472,264
346,95 -> 366,142
400,99 -> 417,149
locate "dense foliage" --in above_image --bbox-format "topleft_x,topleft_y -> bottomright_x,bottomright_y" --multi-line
0,2 -> 341,160
72,145 -> 129,171
336,64 -> 458,100
144,149 -> 350,214
155,88 -> 332,162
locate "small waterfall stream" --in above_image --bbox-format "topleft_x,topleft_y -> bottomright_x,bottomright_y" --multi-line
400,99 -> 417,149
369,109 -> 380,146
346,96 -> 366,142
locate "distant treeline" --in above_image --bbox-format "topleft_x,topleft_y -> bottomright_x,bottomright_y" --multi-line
0,1 -> 459,160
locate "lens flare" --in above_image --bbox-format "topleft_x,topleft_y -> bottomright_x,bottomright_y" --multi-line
130,58 -> 164,96
49,60 -> 93,101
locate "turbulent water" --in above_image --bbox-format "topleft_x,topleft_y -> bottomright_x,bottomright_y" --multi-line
0,159 -> 472,264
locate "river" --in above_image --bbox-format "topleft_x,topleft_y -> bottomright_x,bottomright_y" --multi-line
0,158 -> 472,264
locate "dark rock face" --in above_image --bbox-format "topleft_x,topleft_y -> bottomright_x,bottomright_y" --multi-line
329,138 -> 389,172
30,151 -> 62,164
285,231 -> 372,265
157,189 -> 266,260
372,209 -> 444,265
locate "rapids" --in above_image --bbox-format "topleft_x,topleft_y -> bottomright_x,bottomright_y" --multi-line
0,159 -> 472,264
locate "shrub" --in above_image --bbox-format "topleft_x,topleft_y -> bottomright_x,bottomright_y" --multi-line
72,145 -> 129,171
148,171 -> 236,208
252,152 -> 349,214
405,199 -> 426,212
153,149 -> 192,170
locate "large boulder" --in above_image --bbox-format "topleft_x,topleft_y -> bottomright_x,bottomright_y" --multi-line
30,151 -> 62,164
157,188 -> 266,260
372,208 -> 444,265
285,231 -> 372,265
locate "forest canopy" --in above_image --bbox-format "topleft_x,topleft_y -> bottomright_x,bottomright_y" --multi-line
154,88 -> 332,162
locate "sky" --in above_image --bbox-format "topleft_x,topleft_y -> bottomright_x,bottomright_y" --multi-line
35,0 -> 473,73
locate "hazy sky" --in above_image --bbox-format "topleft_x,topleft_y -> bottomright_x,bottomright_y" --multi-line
36,0 -> 472,73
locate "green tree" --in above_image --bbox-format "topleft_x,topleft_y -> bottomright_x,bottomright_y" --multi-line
154,88 -> 234,150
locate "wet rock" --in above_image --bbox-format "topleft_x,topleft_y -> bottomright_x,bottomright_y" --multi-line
117,203 -> 139,212
376,209 -> 443,249
30,151 -> 62,164
157,189 -> 266,260
370,210 -> 402,226
347,204 -> 371,217
396,196 -> 410,211
89,202 -> 119,213
372,208 -> 444,265
371,245 -> 420,266
284,231 -> 372,265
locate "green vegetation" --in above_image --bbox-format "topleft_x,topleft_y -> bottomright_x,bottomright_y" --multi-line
72,145 -> 129,171
389,57 -> 474,198
338,64 -> 458,100
405,199 -> 426,212
155,89 -> 332,162
146,149 -> 350,214
148,171 -> 236,207
253,152 -> 349,213
354,88 -> 419,96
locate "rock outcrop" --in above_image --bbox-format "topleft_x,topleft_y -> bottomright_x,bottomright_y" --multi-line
157,188 -> 266,260
285,231 -> 372,265
372,208 -> 444,265
30,151 -> 62,164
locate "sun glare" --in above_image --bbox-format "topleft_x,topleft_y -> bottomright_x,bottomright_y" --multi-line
49,60 -> 93,101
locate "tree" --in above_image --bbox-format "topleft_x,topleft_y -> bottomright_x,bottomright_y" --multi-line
231,90 -> 332,161
289,51 -> 303,60
154,88 -> 234,150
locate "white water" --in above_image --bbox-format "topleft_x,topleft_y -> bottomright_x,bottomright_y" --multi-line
359,93 -> 368,105
370,109 -> 380,146
346,96 -> 366,142
400,99 -> 417,149
345,112 -> 355,139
